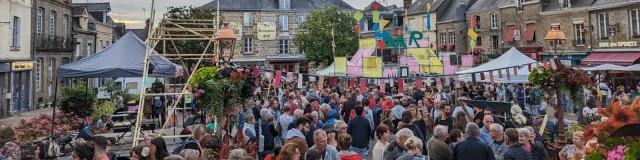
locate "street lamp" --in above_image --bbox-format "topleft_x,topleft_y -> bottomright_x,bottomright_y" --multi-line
215,22 -> 238,64
544,25 -> 568,143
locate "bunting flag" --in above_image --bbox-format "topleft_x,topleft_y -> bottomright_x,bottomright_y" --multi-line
436,78 -> 442,90
550,58 -> 558,70
287,72 -> 294,82
506,68 -> 511,80
513,67 -> 518,75
253,67 -> 259,78
498,70 -> 503,78
416,77 -> 423,89
542,59 -> 549,70
426,77 -> 432,87
480,72 -> 485,80
274,71 -> 282,88
444,76 -> 450,86
454,77 -> 460,88
329,77 -> 335,87
398,79 -> 404,93
528,64 -> 532,72
319,75 -> 325,90
349,78 -> 355,88
489,72 -> 495,83
380,79 -> 386,92
297,74 -> 303,88
390,78 -> 394,87
360,78 -> 366,94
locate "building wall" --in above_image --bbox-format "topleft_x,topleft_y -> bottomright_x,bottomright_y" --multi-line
500,2 -> 543,49
73,33 -> 96,58
95,23 -> 113,52
467,9 -> 503,53
0,0 -> 32,60
589,5 -> 640,49
436,21 -> 468,55
406,12 -> 438,49
539,9 -> 591,53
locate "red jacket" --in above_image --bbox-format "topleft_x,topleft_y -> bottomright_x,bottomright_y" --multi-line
381,101 -> 394,110
285,100 -> 298,114
339,152 -> 362,160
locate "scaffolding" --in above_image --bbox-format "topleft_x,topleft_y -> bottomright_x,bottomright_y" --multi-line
131,0 -> 221,146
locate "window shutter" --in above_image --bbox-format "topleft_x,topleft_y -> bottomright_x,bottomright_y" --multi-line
17,17 -> 20,47
10,17 -> 14,47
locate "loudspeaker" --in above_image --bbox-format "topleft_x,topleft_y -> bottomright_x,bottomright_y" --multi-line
77,126 -> 96,141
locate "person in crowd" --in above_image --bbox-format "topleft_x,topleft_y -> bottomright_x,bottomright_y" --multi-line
525,127 -> 547,160
35,139 -> 60,160
229,149 -> 250,160
453,123 -> 495,160
448,129 -> 464,151
285,93 -> 299,114
179,149 -> 199,160
337,134 -> 362,160
175,124 -> 206,157
391,99 -> 405,127
381,110 -> 393,125
488,124 -> 507,160
263,146 -> 282,160
362,100 -> 375,139
346,106 -> 371,158
516,128 -> 536,158
287,109 -> 305,130
559,131 -> 586,160
269,99 -> 281,121
0,126 -> 21,160
328,93 -> 340,110
304,149 -> 323,160
130,145 -> 149,160
320,104 -> 340,125
308,111 -> 324,147
260,109 -> 278,159
428,125 -> 452,160
452,98 -> 474,121
237,103 -> 253,130
321,124 -> 339,148
279,143 -> 300,160
150,137 -> 170,160
243,114 -> 257,144
70,140 -> 95,160
144,134 -> 157,146
436,104 -> 454,132
399,111 -> 425,145
285,117 -> 310,159
397,136 -> 426,160
479,115 -> 495,144
406,104 -> 428,140
381,119 -> 397,142
384,128 -> 415,160
309,129 -> 339,160
483,108 -> 503,125
334,120 -> 347,135
163,155 -> 185,160
503,128 -> 532,160
372,124 -> 390,160
342,92 -> 357,123
279,104 -> 294,144
452,112 -> 467,133
92,136 -> 110,160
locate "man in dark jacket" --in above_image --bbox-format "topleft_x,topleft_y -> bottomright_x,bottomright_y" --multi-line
259,109 -> 278,160
453,123 -> 495,160
346,106 -> 371,158
412,88 -> 424,102
384,128 -> 414,160
503,128 -> 532,160
341,92 -> 357,123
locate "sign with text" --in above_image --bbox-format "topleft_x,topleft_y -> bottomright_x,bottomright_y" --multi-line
12,62 -> 33,71
257,22 -> 277,40
376,31 -> 426,50
228,22 -> 243,40
599,41 -> 638,48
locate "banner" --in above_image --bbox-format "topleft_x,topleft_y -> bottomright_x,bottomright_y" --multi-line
398,79 -> 404,93
480,72 -> 485,80
498,70 -> 503,78
513,67 -> 518,75
253,67 -> 259,78
329,77 -> 335,87
274,71 -> 282,88
360,39 -> 376,48
360,78 -> 366,94
287,72 -> 294,82
489,72 -> 494,83
363,57 -> 383,77
349,78 -> 355,88
444,76 -> 450,86
436,78 -> 442,90
506,68 -> 511,80
416,78 -> 423,89
319,76 -> 325,90
380,79 -> 386,92
298,74 -> 303,88
334,57 -> 348,74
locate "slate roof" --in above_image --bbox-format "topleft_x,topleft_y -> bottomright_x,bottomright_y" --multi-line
541,0 -> 594,12
89,12 -> 104,23
590,0 -> 639,9
407,0 -> 447,15
126,29 -> 149,41
71,2 -> 111,11
202,0 -> 355,11
72,6 -> 86,16
437,0 -> 475,23
468,0 -> 512,13
106,16 -> 115,25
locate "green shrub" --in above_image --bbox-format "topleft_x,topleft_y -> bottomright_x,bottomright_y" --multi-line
59,82 -> 96,117
92,100 -> 115,122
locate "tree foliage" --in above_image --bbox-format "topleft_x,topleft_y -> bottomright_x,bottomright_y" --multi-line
59,82 -> 96,118
296,5 -> 359,68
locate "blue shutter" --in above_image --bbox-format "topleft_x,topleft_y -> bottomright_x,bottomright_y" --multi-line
16,17 -> 20,47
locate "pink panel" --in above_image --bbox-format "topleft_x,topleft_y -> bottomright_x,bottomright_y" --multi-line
407,39 -> 429,48
349,48 -> 376,65
461,55 -> 474,66
399,56 -> 420,74
384,68 -> 398,77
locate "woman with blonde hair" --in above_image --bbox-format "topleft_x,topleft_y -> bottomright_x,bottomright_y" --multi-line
179,149 -> 199,160
229,149 -> 249,160
334,120 -> 347,135
175,124 -> 207,157
279,143 -> 300,160
397,136 -> 425,160
559,131 -> 586,160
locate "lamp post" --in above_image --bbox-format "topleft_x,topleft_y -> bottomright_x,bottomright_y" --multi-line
544,25 -> 568,143
215,22 -> 238,65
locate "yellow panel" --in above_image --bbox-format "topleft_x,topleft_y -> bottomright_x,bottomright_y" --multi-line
334,57 -> 347,74
408,48 -> 444,74
363,57 -> 383,77
359,39 -> 376,48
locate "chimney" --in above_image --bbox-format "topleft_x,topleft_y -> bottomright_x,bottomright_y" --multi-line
145,18 -> 150,30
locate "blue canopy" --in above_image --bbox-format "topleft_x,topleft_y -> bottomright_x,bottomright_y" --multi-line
57,32 -> 181,78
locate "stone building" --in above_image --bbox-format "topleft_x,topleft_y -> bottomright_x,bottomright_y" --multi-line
498,0 -> 544,59
466,0 -> 508,54
407,0 -> 447,52
1,0 -> 33,117
359,2 -> 405,63
32,0 -> 75,108
71,2 -> 114,88
71,6 -> 97,65
538,0 -> 594,65
202,0 -> 355,73
435,0 -> 475,64
581,0 -> 640,66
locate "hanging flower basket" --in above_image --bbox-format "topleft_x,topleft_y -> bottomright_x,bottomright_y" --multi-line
438,44 -> 446,50
447,43 -> 455,51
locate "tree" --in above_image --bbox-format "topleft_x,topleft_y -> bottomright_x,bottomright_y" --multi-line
59,82 -> 96,118
296,5 -> 359,68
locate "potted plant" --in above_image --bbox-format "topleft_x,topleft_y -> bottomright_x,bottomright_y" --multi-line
447,43 -> 455,51
438,44 -> 446,50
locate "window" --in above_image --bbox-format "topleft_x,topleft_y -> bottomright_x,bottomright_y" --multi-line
475,16 -> 481,30
574,24 -> 585,45
50,10 -> 56,36
449,32 -> 455,44
364,19 -> 369,31
440,33 -> 447,45
562,0 -> 570,8
408,18 -> 415,31
631,9 -> 640,38
279,0 -> 290,9
87,42 -> 92,56
36,58 -> 42,91
126,82 -> 138,90
491,13 -> 498,29
598,12 -> 609,40
298,15 -> 307,27
424,16 -> 428,30
244,37 -> 253,54
280,39 -> 289,54
98,40 -> 103,51
244,12 -> 253,26
491,35 -> 499,50
279,15 -> 289,31
393,13 -> 398,27
63,14 -> 69,46
477,36 -> 482,46
37,8 -> 43,36
75,40 -> 81,57
517,0 -> 525,12
48,58 -> 53,88
11,16 -> 20,48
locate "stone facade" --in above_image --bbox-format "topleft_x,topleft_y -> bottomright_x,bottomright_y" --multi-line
466,10 -> 503,54
436,21 -> 469,56
538,8 -> 592,65
500,2 -> 543,49
589,4 -> 640,49
1,0 -> 33,116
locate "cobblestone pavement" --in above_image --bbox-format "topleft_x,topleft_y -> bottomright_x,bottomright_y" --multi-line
0,107 -> 54,125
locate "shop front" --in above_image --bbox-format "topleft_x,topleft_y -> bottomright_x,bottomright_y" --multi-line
0,61 -> 32,116
581,41 -> 640,66
266,56 -> 307,73
541,54 -> 588,66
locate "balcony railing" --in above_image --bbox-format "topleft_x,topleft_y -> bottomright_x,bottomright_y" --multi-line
36,34 -> 76,52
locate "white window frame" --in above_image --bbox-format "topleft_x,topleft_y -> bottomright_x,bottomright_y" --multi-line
48,58 -> 54,97
393,13 -> 398,27
423,16 -> 428,30
75,39 -> 81,58
87,42 -> 92,56
562,0 -> 571,8
574,24 -> 585,46
280,39 -> 289,54
37,8 -> 43,36
408,18 -> 415,31
491,13 -> 498,29
279,0 -> 290,9
364,19 -> 369,31
98,40 -> 103,52
598,12 -> 609,40
244,12 -> 253,26
298,15 -> 307,27
449,32 -> 455,44
517,0 -> 525,12
36,58 -> 42,91
491,35 -> 499,50
630,9 -> 640,38
440,33 -> 446,45
11,16 -> 20,49
244,37 -> 253,54
280,15 -> 289,31
475,16 -> 481,30
63,14 -> 69,47
50,10 -> 56,37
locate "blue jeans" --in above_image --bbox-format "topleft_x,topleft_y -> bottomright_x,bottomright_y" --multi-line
351,146 -> 367,159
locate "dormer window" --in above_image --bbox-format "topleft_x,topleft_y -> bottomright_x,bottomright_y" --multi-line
364,19 -> 369,31
393,13 -> 398,27
280,0 -> 290,9
562,0 -> 570,8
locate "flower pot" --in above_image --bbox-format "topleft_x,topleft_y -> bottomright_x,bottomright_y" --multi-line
38,103 -> 45,109
46,102 -> 52,108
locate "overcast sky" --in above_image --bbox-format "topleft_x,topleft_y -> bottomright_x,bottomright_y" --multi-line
105,0 -> 405,29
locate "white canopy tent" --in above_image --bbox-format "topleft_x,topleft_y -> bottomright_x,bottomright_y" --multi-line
459,63 -> 538,83
457,47 -> 537,74
586,64 -> 625,71
621,64 -> 640,71
316,63 -> 347,76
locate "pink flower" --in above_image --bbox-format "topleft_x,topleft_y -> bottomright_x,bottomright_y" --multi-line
607,145 -> 626,160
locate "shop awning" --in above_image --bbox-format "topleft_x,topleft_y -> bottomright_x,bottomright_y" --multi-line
581,52 -> 640,66
407,48 -> 444,74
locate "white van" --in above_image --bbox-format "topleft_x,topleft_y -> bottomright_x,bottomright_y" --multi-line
113,77 -> 165,95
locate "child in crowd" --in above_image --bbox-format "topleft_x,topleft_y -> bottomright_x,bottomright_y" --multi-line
97,115 -> 112,133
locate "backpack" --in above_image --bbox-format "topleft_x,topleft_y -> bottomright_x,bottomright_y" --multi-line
172,138 -> 197,154
154,96 -> 162,107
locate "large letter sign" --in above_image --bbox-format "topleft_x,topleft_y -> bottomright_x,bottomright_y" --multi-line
379,31 -> 424,50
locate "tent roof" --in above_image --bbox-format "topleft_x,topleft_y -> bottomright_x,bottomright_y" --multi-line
586,64 -> 625,71
457,47 -> 537,74
57,32 -> 180,78
621,64 -> 640,71
316,63 -> 347,76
